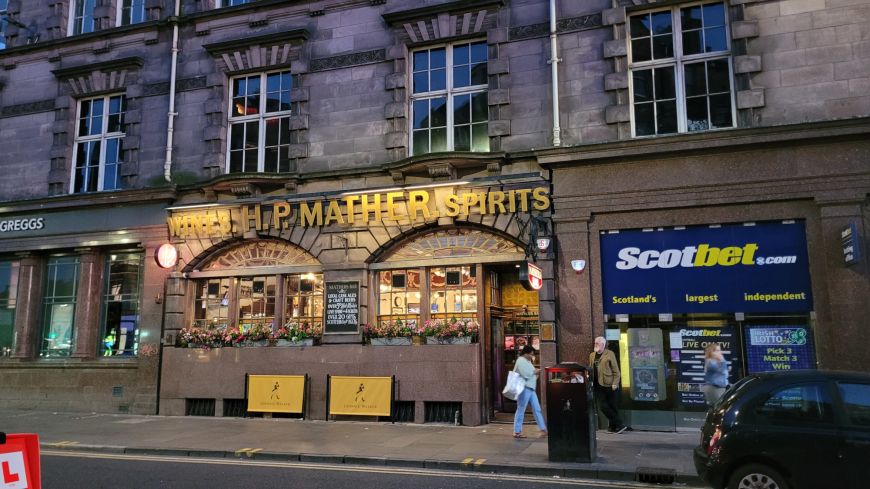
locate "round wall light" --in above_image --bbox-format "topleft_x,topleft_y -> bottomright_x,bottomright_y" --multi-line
156,243 -> 179,269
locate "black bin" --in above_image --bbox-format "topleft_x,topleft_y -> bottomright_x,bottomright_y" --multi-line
545,363 -> 597,462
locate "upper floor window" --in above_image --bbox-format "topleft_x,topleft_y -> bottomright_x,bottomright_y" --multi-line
118,0 -> 146,26
220,0 -> 253,7
69,0 -> 96,35
0,0 -> 8,50
411,41 -> 489,155
227,70 -> 293,173
71,94 -> 127,193
628,2 -> 734,137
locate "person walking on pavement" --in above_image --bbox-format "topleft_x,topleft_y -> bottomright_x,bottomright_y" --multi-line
703,343 -> 729,407
589,336 -> 629,433
513,345 -> 548,439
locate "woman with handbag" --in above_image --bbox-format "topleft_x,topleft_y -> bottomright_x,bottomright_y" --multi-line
513,345 -> 548,439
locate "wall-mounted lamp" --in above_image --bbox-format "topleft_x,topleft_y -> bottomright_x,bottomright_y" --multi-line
156,244 -> 179,269
536,238 -> 551,251
570,259 -> 586,274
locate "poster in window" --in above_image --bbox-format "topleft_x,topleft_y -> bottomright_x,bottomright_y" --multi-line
675,326 -> 735,407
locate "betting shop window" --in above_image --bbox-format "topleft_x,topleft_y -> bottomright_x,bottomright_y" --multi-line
377,269 -> 422,327
429,266 -> 477,321
227,70 -> 293,173
71,94 -> 127,193
0,260 -> 19,357
628,1 -> 734,136
411,41 -> 489,155
100,252 -> 143,356
40,256 -> 80,357
194,278 -> 232,329
118,0 -> 146,26
284,273 -> 323,328
69,0 -> 96,35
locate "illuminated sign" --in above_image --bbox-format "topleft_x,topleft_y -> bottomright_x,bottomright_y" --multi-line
328,376 -> 392,417
167,187 -> 551,240
520,262 -> 543,291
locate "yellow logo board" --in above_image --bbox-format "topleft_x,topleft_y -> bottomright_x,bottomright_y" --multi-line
247,375 -> 305,414
328,376 -> 392,416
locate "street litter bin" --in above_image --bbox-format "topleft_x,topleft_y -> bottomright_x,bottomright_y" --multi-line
545,363 -> 597,462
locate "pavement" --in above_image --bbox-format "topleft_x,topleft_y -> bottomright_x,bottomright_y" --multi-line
0,410 -> 704,486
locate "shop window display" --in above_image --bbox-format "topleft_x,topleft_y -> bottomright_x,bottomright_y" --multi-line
284,273 -> 323,329
429,266 -> 477,322
377,269 -> 422,327
0,260 -> 19,356
40,256 -> 80,357
100,252 -> 143,356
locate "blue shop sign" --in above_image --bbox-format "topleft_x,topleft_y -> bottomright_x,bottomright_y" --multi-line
600,221 -> 812,314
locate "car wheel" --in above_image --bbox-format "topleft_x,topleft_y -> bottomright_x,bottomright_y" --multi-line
728,463 -> 789,489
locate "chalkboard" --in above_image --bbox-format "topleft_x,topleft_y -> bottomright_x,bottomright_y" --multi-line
325,281 -> 360,333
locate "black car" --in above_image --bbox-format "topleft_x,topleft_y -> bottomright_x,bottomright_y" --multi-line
694,370 -> 870,489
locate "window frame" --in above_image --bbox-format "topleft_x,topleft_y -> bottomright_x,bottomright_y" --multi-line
753,381 -> 836,426
116,0 -> 146,27
0,259 -> 19,357
40,256 -> 80,358
409,40 -> 489,156
627,1 -> 737,137
68,0 -> 96,36
219,0 -> 253,7
100,252 -> 144,357
225,69 -> 294,174
0,0 -> 8,50
70,94 -> 127,194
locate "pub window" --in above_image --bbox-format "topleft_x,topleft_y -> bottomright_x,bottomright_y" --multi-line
193,278 -> 232,329
429,266 -> 477,321
238,275 -> 277,330
0,260 -> 19,357
71,94 -> 127,193
410,41 -> 489,155
377,269 -> 422,327
40,256 -> 80,357
284,273 -> 323,328
227,70 -> 293,173
628,1 -> 734,136
100,252 -> 143,356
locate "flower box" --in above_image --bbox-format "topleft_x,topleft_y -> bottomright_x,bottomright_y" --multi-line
370,337 -> 412,346
426,336 -> 473,345
276,338 -> 314,347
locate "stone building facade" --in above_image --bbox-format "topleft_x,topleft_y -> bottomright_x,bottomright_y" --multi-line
0,0 -> 867,429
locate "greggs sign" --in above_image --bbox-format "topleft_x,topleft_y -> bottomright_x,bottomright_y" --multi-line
167,187 -> 550,240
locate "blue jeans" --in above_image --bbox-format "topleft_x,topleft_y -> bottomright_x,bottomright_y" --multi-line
513,388 -> 547,434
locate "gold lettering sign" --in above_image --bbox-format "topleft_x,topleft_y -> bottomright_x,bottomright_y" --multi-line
247,375 -> 306,414
328,376 -> 392,417
167,187 -> 550,240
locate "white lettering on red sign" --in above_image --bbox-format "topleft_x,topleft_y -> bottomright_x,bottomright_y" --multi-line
528,263 -> 543,291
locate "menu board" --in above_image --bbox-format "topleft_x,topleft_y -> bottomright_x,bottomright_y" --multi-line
674,326 -> 735,407
745,326 -> 815,373
324,281 -> 359,333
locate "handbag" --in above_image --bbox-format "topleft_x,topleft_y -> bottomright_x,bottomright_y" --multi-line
502,370 -> 525,401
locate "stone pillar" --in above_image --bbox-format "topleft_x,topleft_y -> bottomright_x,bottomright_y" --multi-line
72,248 -> 103,358
553,214 -> 594,364
163,272 -> 188,342
814,196 -> 870,371
12,253 -> 45,359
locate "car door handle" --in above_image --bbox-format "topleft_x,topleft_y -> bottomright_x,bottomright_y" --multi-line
845,439 -> 870,447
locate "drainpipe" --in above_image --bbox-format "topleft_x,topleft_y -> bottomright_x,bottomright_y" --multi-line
548,0 -> 562,146
164,0 -> 181,183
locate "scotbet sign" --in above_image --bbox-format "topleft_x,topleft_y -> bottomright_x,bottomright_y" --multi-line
601,221 -> 813,313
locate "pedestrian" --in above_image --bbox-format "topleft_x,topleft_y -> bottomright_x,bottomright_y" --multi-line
703,343 -> 729,407
512,345 -> 547,439
589,336 -> 629,433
